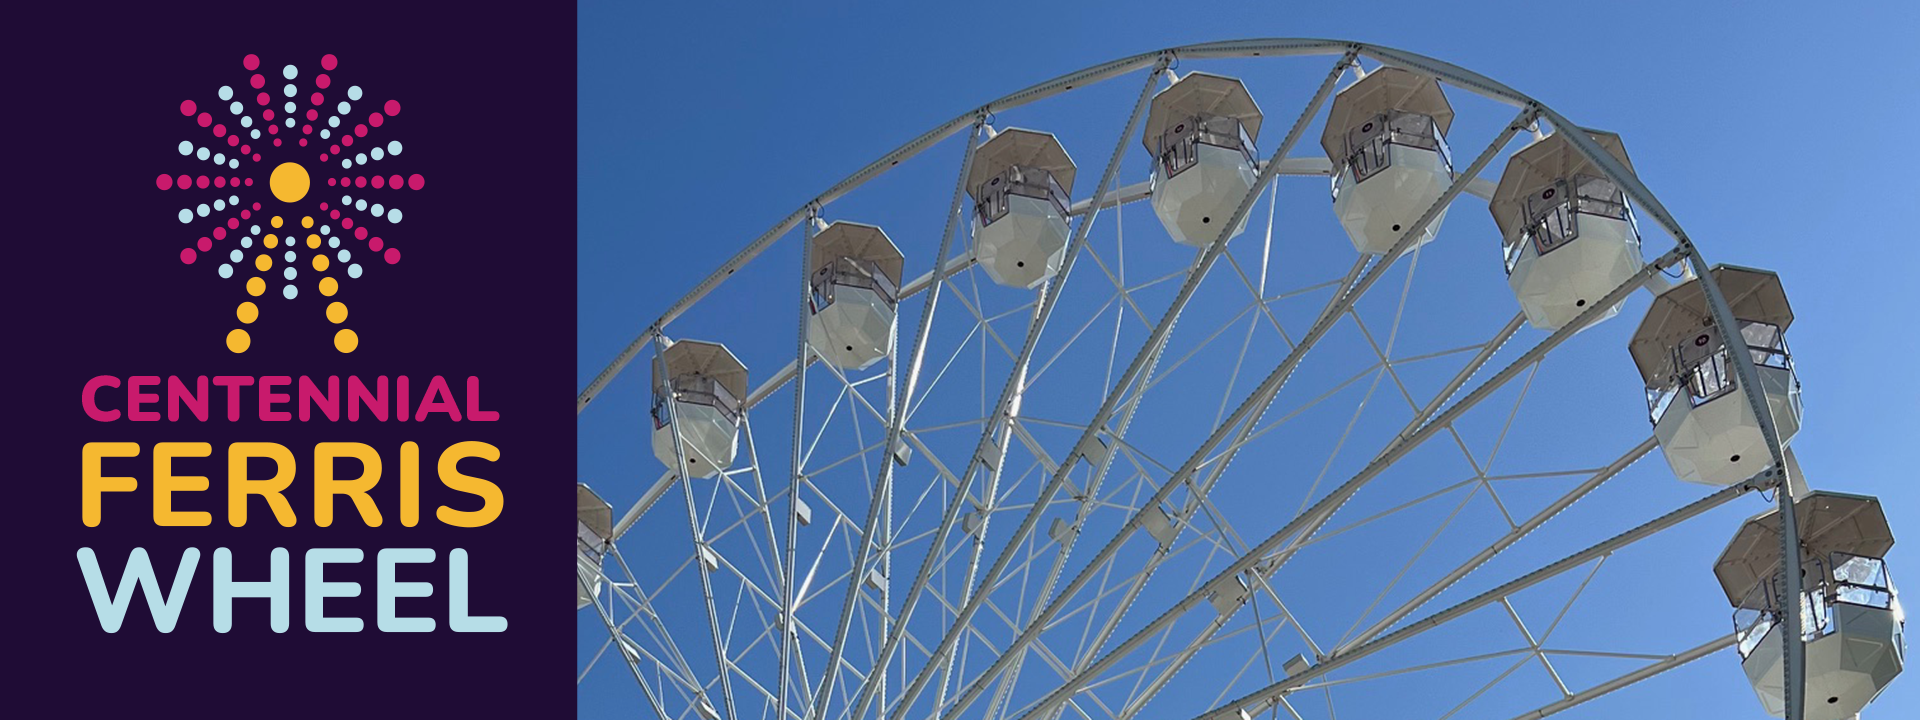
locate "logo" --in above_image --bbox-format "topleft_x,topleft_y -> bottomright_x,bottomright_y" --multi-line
160,53 -> 419,354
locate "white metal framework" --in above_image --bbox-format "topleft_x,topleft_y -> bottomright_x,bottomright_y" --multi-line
577,39 -> 1871,720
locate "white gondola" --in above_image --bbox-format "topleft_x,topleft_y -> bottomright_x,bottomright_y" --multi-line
1143,72 -> 1262,248
1491,130 -> 1645,330
807,221 -> 903,369
968,129 -> 1077,289
1716,491 -> 1904,720
1321,67 -> 1455,256
650,339 -> 747,477
577,483 -> 613,611
1629,266 -> 1802,486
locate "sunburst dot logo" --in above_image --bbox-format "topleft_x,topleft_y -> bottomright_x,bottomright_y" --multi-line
160,52 -> 422,354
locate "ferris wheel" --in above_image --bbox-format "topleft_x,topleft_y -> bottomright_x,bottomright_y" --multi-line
575,39 -> 1904,720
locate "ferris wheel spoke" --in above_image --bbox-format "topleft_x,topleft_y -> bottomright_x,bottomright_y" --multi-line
1496,633 -> 1735,720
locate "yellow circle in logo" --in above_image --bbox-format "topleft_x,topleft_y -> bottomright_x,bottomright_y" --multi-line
270,163 -> 310,203
237,302 -> 259,324
255,253 -> 272,272
301,216 -> 314,229
306,234 -> 322,249
313,255 -> 331,272
326,301 -> 349,324
246,277 -> 266,296
320,277 -> 339,296
226,329 -> 252,353
334,328 -> 359,353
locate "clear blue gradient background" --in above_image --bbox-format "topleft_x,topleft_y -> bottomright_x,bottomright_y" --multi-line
578,2 -> 1919,718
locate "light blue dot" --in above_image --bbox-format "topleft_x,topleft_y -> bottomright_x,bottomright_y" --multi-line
387,140 -> 402,156
284,267 -> 298,280
196,204 -> 210,217
337,248 -> 351,262
341,195 -> 353,204
347,86 -> 363,101
230,249 -> 244,262
178,209 -> 193,223
229,159 -> 240,170
282,64 -> 298,80
178,140 -> 192,155
320,225 -> 330,234
250,225 -> 261,234
371,148 -> 384,161
242,116 -> 253,128
213,153 -> 225,165
337,101 -> 352,115
219,264 -> 233,278
320,129 -> 331,139
371,204 -> 384,217
229,195 -> 239,205
250,129 -> 261,139
283,284 -> 298,299
283,101 -> 295,113
354,153 -> 367,165
229,101 -> 243,115
196,147 -> 210,160
341,159 -> 353,169
355,199 -> 367,211
387,208 -> 403,224
283,250 -> 296,262
213,199 -> 226,211
348,263 -> 363,279
219,86 -> 234,101
284,117 -> 295,128
328,116 -> 340,128
329,237 -> 341,249
283,84 -> 296,99
241,237 -> 253,248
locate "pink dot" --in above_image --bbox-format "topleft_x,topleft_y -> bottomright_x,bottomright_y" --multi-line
355,227 -> 369,241
302,124 -> 312,135
227,218 -> 240,229
252,202 -> 262,210
251,74 -> 265,89
213,228 -> 226,241
305,108 -> 318,121
317,73 -> 331,89
320,202 -> 329,210
355,176 -> 367,188
384,247 -> 401,264
227,135 -> 239,147
388,174 -> 402,188
330,144 -> 340,154
268,125 -> 278,135
407,174 -> 425,191
197,237 -> 212,251
156,174 -> 173,190
196,176 -> 209,189
245,176 -> 256,185
273,138 -> 281,147
213,124 -> 227,137
243,54 -> 260,71
215,177 -> 226,187
310,92 -> 324,106
384,100 -> 401,116
331,209 -> 341,220
299,138 -> 308,146
256,92 -> 270,105
343,218 -> 355,229
241,209 -> 251,219
252,154 -> 262,162
326,173 -> 335,181
197,113 -> 212,127
369,113 -> 384,128
263,108 -> 275,121
341,135 -> 354,147
230,177 -> 239,186
179,100 -> 196,116
177,174 -> 190,188
369,237 -> 383,251
371,175 -> 385,188
241,144 -> 251,154
180,248 -> 197,264
353,124 -> 367,137
321,54 -> 338,71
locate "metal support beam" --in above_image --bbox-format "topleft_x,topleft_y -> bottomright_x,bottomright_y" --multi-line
1503,634 -> 1735,720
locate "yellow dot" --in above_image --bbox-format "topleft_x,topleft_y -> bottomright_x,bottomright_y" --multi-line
269,163 -> 310,203
265,234 -> 278,248
320,277 -> 339,296
237,302 -> 259,324
326,301 -> 349,324
271,216 -> 284,228
255,253 -> 272,272
313,254 -> 331,271
301,216 -> 314,229
306,233 -> 322,249
246,277 -> 266,296
226,329 -> 252,353
333,328 -> 359,353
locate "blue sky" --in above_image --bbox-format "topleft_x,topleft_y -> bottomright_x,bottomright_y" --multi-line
578,2 -> 1919,719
